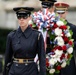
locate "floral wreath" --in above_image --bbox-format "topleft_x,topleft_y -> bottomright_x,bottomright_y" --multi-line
29,8 -> 74,75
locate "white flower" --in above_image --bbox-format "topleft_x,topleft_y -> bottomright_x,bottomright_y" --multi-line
61,62 -> 67,68
56,21 -> 64,26
54,57 -> 60,62
66,32 -> 71,37
49,58 -> 56,65
55,49 -> 63,56
49,69 -> 55,74
46,56 -> 49,58
28,20 -> 33,24
55,28 -> 62,36
67,47 -> 73,54
55,36 -> 64,46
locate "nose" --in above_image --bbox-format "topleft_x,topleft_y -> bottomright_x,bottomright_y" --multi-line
20,18 -> 24,20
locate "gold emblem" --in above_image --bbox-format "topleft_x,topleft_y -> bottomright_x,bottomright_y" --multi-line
19,8 -> 25,11
19,59 -> 23,63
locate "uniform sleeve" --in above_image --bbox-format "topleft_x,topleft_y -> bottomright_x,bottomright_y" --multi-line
3,34 -> 13,75
37,32 -> 46,75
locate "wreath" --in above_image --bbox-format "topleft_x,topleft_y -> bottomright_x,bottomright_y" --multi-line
29,8 -> 74,75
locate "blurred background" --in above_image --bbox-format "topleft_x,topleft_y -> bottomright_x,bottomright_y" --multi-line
0,0 -> 76,74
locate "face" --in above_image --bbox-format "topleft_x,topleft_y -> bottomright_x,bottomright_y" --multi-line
48,6 -> 55,13
17,15 -> 31,27
57,11 -> 68,19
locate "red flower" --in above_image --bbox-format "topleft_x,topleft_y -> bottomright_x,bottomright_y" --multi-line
56,65 -> 61,70
62,32 -> 65,37
68,41 -> 73,45
53,23 -> 58,29
29,24 -> 32,27
57,46 -> 62,50
59,25 -> 67,30
63,36 -> 69,43
60,54 -> 65,60
62,45 -> 67,51
46,58 -> 49,67
46,62 -> 49,67
53,46 -> 62,50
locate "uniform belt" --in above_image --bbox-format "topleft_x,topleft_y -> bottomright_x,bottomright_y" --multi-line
13,58 -> 34,64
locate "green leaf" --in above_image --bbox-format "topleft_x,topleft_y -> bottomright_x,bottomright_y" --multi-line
67,54 -> 73,65
66,60 -> 70,65
32,23 -> 36,27
50,34 -> 55,40
70,54 -> 73,59
70,30 -> 73,36
60,18 -> 67,25
55,70 -> 60,73
72,43 -> 74,47
43,28 -> 46,32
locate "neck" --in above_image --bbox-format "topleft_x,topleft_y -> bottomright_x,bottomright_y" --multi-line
20,24 -> 28,32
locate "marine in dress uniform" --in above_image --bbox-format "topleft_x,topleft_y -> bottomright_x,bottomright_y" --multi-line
55,2 -> 76,75
3,7 -> 46,75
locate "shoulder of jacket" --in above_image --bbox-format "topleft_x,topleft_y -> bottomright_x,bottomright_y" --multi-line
67,21 -> 76,28
67,21 -> 74,25
32,29 -> 41,34
32,29 -> 42,40
33,29 -> 42,40
7,30 -> 16,37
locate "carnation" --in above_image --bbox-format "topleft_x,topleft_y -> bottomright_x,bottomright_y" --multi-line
28,20 -> 33,25
49,69 -> 55,74
61,62 -> 67,68
49,58 -> 56,65
65,32 -> 71,37
54,36 -> 64,46
55,27 -> 62,36
56,20 -> 64,26
55,49 -> 63,56
67,47 -> 73,54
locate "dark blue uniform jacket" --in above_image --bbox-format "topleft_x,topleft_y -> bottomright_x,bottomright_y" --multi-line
3,26 -> 46,75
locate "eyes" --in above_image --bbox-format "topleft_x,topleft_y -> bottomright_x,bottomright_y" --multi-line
17,15 -> 28,19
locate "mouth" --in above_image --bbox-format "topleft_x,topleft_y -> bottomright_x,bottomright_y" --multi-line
20,22 -> 24,24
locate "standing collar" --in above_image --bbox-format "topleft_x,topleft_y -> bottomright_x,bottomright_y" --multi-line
16,26 -> 32,38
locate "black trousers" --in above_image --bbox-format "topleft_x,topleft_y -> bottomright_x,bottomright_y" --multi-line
9,62 -> 38,75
